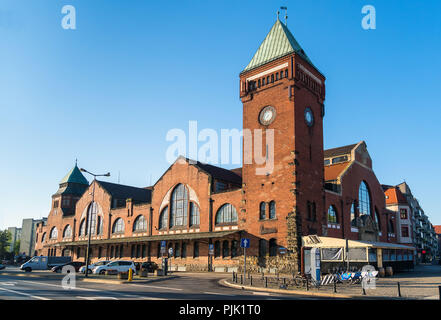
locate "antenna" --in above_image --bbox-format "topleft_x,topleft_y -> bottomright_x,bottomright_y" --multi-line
280,6 -> 288,26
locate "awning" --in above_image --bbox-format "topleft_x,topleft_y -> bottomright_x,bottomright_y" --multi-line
302,235 -> 416,251
46,230 -> 243,247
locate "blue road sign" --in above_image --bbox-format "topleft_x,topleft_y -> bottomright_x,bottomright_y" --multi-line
208,244 -> 214,255
240,238 -> 250,248
161,241 -> 166,248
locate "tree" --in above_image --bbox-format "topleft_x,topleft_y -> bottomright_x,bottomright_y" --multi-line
13,240 -> 21,256
0,230 -> 11,260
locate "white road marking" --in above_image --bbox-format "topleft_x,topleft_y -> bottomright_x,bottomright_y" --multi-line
0,282 -> 17,286
252,292 -> 271,296
203,291 -> 233,296
141,296 -> 167,300
20,279 -> 97,292
130,283 -> 183,291
76,296 -> 118,300
0,287 -> 51,300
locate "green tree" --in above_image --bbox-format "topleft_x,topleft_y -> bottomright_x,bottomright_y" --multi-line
0,230 -> 11,260
13,240 -> 21,255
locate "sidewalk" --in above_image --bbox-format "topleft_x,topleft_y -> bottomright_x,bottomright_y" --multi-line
221,264 -> 441,300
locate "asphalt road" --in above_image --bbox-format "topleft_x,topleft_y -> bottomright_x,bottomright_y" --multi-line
0,269 -> 320,300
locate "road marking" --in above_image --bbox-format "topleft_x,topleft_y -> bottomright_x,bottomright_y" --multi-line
141,296 -> 167,300
130,284 -> 183,291
203,291 -> 233,296
0,282 -> 17,286
252,292 -> 271,296
76,296 -> 118,300
0,287 -> 51,300
20,279 -> 97,292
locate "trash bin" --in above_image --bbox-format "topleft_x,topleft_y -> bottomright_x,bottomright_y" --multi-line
385,266 -> 393,276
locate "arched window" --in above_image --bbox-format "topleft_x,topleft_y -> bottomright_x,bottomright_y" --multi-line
358,181 -> 371,216
50,227 -> 58,239
189,202 -> 200,226
110,246 -> 114,258
63,225 -> 72,239
327,205 -> 338,224
269,201 -> 276,219
222,240 -> 230,258
215,204 -> 238,225
159,207 -> 168,230
231,240 -> 238,258
181,243 -> 187,258
42,232 -> 46,243
388,219 -> 395,234
269,238 -> 277,256
259,202 -> 266,220
79,219 -> 86,236
350,201 -> 358,226
133,215 -> 147,232
170,184 -> 188,227
88,202 -> 97,235
214,241 -> 221,258
97,216 -> 103,235
112,218 -> 125,234
174,242 -> 180,258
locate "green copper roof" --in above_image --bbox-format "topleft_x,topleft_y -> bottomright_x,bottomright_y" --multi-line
242,19 -> 315,73
60,165 -> 89,185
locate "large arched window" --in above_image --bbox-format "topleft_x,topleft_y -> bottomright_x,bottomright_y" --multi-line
88,202 -> 97,235
112,218 -> 125,234
79,219 -> 86,236
269,201 -> 276,219
159,207 -> 168,230
42,232 -> 46,243
215,204 -> 238,225
259,202 -> 266,220
50,227 -> 58,239
358,181 -> 371,216
189,202 -> 200,226
170,184 -> 188,227
63,225 -> 72,239
133,215 -> 147,232
327,205 -> 338,224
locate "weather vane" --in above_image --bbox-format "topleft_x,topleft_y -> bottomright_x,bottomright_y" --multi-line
280,6 -> 288,26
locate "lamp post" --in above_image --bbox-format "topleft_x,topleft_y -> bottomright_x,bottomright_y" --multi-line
80,168 -> 110,278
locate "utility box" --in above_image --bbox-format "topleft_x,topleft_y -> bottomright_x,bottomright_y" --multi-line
310,248 -> 321,285
162,258 -> 168,276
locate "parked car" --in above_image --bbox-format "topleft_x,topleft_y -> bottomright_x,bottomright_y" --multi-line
79,260 -> 110,274
140,261 -> 158,272
21,256 -> 72,272
93,260 -> 136,275
0,264 -> 5,270
51,261 -> 84,273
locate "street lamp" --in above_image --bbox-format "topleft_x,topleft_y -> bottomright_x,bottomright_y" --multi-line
80,168 -> 110,278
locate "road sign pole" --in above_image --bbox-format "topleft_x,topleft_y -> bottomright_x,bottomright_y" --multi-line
243,246 -> 246,284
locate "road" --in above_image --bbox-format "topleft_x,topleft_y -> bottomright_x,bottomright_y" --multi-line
0,268 -> 320,300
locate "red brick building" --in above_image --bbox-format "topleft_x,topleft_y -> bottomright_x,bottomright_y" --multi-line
34,18 -> 396,273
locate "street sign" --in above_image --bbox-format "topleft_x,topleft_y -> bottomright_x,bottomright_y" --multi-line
208,244 -> 214,256
161,241 -> 166,248
240,238 -> 250,248
160,246 -> 166,255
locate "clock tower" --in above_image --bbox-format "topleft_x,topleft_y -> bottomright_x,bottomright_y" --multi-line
239,18 -> 326,272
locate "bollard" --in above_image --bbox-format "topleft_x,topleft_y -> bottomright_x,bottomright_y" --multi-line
128,268 -> 133,282
333,279 -> 337,293
306,279 -> 309,291
232,271 -> 235,282
250,275 -> 253,286
283,278 -> 286,286
438,286 -> 441,300
362,287 -> 366,295
240,274 -> 243,285
397,282 -> 402,297
265,277 -> 268,288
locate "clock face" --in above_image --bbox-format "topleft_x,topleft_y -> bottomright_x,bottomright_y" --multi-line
304,107 -> 314,127
259,106 -> 276,125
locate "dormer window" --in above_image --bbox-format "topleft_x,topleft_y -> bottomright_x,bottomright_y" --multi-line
332,155 -> 348,164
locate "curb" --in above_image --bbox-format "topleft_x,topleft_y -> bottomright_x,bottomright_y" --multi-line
219,279 -> 360,299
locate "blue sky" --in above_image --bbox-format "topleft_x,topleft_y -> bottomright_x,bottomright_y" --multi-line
0,0 -> 440,230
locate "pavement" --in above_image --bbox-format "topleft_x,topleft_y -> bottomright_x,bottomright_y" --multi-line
221,264 -> 441,300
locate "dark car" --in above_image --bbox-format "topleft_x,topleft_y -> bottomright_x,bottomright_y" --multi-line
140,262 -> 158,272
51,261 -> 84,273
0,264 -> 5,270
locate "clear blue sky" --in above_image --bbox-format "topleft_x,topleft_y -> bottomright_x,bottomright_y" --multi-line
1,0 -> 440,230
